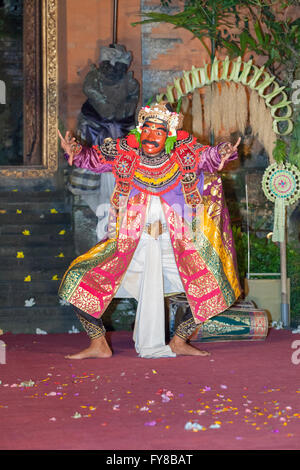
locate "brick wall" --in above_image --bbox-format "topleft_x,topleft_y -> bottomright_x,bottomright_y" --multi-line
58,0 -> 142,131
58,0 -> 209,131
140,0 -> 210,104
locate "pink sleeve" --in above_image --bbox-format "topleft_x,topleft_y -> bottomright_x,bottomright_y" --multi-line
197,143 -> 238,173
70,146 -> 113,174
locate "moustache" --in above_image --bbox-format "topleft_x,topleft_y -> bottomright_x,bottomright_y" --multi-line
141,140 -> 160,148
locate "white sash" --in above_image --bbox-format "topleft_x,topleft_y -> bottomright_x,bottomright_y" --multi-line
133,234 -> 176,358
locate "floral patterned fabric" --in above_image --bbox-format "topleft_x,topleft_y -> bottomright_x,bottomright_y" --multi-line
59,133 -> 241,324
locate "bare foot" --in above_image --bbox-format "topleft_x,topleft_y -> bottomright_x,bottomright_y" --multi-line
169,335 -> 210,357
65,336 -> 112,360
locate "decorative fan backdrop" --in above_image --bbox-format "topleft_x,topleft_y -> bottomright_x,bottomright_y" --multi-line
262,163 -> 300,242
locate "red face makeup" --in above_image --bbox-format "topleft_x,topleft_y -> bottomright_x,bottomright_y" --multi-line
140,121 -> 167,156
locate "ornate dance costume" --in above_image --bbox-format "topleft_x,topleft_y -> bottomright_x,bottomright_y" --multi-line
59,103 -> 241,357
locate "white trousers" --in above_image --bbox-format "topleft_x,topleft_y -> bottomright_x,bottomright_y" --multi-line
115,197 -> 184,358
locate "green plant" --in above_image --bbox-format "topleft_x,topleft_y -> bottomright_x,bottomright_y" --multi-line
133,1 -> 300,166
273,138 -> 288,165
228,4 -> 300,82
133,0 -> 300,78
232,225 -> 281,279
288,113 -> 300,168
232,225 -> 300,317
272,110 -> 300,168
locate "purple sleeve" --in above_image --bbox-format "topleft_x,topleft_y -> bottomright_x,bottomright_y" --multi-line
197,143 -> 238,173
66,146 -> 113,174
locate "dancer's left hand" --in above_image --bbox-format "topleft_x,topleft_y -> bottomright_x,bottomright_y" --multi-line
218,137 -> 241,171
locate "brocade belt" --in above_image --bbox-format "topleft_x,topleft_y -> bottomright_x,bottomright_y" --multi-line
144,220 -> 167,239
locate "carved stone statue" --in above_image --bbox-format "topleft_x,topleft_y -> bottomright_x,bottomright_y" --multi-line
69,44 -> 139,244
77,44 -> 140,146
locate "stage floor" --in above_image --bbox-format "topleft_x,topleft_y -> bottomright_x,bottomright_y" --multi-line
0,328 -> 299,451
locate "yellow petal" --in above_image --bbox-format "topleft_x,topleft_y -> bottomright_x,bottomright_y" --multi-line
52,275 -> 59,280
58,230 -> 66,235
50,208 -> 58,214
16,252 -> 24,258
16,209 -> 22,214
12,189 -> 18,192
22,230 -> 30,236
56,253 -> 64,258
24,275 -> 31,282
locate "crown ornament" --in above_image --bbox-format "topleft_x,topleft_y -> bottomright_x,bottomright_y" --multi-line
137,101 -> 184,137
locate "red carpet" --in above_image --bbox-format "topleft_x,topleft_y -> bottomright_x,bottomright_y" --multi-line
0,329 -> 299,451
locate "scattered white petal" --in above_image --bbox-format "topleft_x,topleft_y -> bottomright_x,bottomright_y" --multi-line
161,394 -> 171,403
209,423 -> 221,429
20,380 -> 35,387
184,421 -> 203,431
36,328 -> 47,335
68,325 -> 80,334
272,321 -> 284,330
25,298 -> 36,307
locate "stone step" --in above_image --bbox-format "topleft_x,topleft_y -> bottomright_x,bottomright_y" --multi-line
0,202 -> 69,214
0,305 -> 80,334
0,266 -> 67,281
0,299 -> 137,334
0,190 -> 68,203
0,233 -> 74,246
0,189 -> 82,333
0,224 -> 71,235
0,244 -> 75,257
0,279 -> 62,294
0,212 -> 71,226
0,256 -> 73,269
0,289 -> 65,307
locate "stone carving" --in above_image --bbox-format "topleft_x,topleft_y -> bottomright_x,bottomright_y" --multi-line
77,44 -> 139,146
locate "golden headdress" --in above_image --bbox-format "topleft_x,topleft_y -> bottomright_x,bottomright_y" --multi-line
137,101 -> 184,137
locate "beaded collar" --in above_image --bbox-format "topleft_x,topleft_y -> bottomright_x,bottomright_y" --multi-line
94,132 -> 207,207
132,146 -> 180,196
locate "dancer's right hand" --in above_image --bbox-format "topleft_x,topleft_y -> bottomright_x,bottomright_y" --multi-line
57,129 -> 78,166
